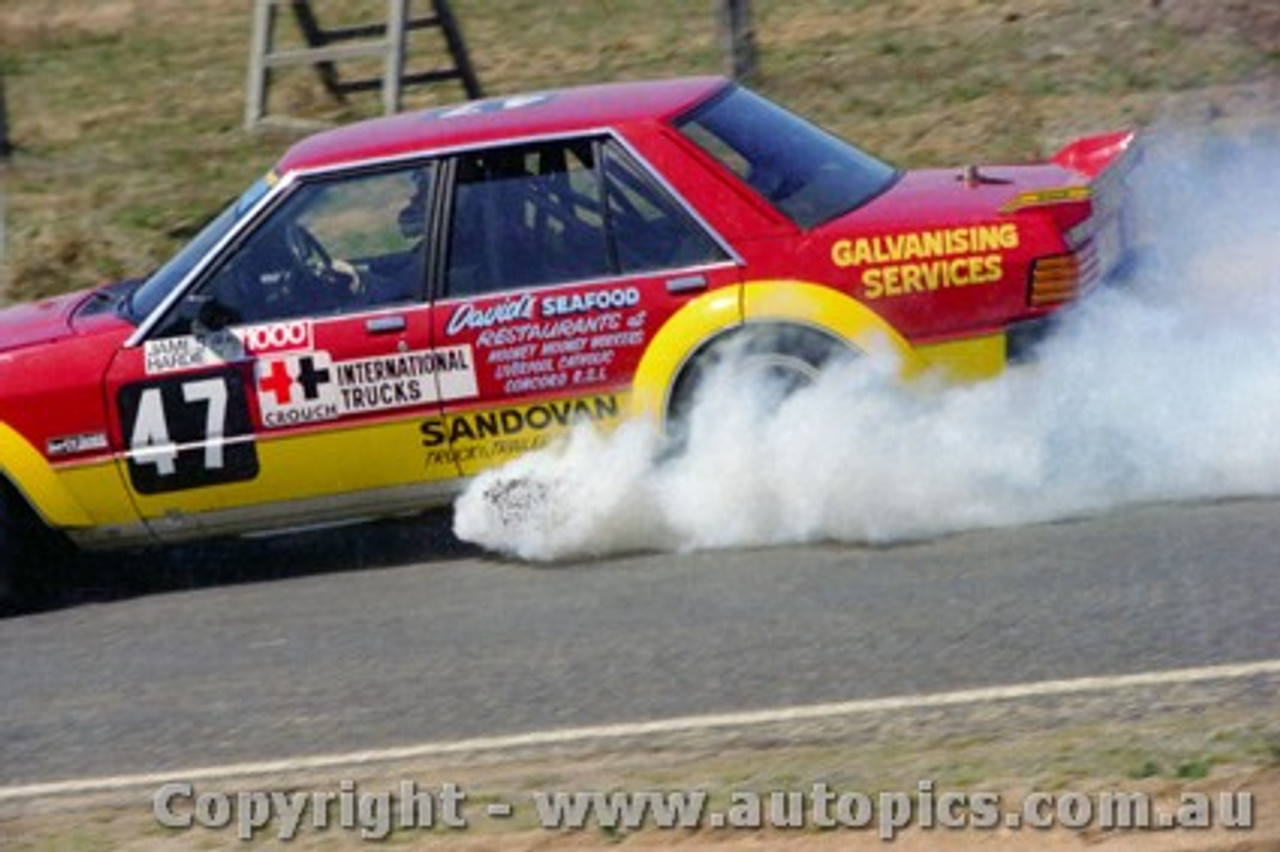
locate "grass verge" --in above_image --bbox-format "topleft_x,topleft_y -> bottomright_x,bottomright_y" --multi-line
1,0 -> 1278,300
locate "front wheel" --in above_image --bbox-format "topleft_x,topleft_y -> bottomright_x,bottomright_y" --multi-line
0,485 -> 73,615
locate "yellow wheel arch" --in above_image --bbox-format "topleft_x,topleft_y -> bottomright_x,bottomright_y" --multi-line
0,423 -> 94,528
630,286 -> 741,424
630,280 -> 926,425
743,280 -> 925,372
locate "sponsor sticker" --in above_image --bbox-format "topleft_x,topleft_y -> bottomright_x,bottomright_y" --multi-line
255,345 -> 479,428
831,224 -> 1021,301
445,294 -> 536,336
46,432 -> 110,457
236,320 -> 313,355
541,286 -> 641,318
420,395 -> 622,466
256,352 -> 341,429
428,94 -> 553,122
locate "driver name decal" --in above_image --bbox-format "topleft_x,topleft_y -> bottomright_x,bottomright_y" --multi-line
144,321 -> 315,375
143,332 -> 241,375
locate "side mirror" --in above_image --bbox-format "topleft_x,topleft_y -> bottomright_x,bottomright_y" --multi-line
190,294 -> 239,335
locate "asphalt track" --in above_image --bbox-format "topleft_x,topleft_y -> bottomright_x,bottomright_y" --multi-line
2,497 -> 1278,789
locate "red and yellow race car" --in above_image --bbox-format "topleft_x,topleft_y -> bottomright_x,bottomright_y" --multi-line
0,76 -> 1133,601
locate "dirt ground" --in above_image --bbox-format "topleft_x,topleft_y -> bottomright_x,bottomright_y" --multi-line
6,681 -> 1278,850
5,770 -> 1274,851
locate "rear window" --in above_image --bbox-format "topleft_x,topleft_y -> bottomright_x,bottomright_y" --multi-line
676,86 -> 898,229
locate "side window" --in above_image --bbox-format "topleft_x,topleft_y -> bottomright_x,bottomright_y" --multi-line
445,141 -> 610,298
601,141 -> 728,273
675,87 -> 898,228
161,165 -> 433,335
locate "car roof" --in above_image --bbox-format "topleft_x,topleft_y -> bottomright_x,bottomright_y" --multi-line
276,76 -> 729,174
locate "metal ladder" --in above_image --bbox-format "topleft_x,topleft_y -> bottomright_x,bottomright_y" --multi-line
245,0 -> 483,130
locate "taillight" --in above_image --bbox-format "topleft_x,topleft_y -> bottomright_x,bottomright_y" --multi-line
1028,252 -> 1085,307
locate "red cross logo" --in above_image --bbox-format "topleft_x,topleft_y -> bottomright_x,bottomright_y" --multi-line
258,359 -> 295,405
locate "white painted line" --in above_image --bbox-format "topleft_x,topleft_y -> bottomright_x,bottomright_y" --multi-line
3,658 -> 1278,803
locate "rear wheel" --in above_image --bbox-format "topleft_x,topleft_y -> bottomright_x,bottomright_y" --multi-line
664,323 -> 854,447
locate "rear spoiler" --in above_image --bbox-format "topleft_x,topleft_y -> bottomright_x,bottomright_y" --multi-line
999,130 -> 1138,217
1011,130 -> 1143,311
1051,130 -> 1136,179
1064,130 -> 1144,289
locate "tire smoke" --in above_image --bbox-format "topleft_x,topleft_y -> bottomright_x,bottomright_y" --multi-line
454,130 -> 1280,560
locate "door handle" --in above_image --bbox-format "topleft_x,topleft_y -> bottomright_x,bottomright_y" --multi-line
365,315 -> 407,334
665,274 -> 708,294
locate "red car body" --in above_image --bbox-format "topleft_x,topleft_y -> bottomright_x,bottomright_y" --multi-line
0,76 -> 1133,595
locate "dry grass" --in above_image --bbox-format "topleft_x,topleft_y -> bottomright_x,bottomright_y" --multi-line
5,699 -> 1279,850
0,0 -> 1277,300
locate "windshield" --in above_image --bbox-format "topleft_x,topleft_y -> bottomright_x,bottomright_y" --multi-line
676,86 -> 898,229
125,176 -> 274,321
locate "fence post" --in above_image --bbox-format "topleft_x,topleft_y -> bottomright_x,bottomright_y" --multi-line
0,71 -> 10,299
0,72 -> 12,159
716,0 -> 758,82
245,0 -> 277,130
383,0 -> 408,115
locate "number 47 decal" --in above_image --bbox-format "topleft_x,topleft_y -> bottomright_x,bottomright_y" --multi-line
118,370 -> 258,494
132,378 -> 227,475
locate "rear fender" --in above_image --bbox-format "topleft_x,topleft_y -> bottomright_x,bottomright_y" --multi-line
629,281 -> 925,424
741,281 -> 924,373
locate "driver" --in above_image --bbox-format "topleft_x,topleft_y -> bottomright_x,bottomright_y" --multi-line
192,168 -> 431,331
281,218 -> 359,315
372,168 -> 430,302
398,169 -> 431,241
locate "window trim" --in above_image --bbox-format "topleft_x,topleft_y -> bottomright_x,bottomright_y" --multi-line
134,161 -> 440,344
127,172 -> 296,347
128,128 -> 741,348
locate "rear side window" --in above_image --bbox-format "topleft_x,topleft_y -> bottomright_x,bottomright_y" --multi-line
446,140 -> 611,298
602,141 -> 726,274
677,86 -> 898,228
443,137 -> 727,299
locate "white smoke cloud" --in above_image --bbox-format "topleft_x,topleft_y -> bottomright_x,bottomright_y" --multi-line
454,129 -> 1280,560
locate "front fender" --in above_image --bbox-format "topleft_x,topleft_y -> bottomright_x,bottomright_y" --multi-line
0,422 -> 94,528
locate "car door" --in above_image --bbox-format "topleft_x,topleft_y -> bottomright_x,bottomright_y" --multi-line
105,162 -> 474,540
425,136 -> 740,476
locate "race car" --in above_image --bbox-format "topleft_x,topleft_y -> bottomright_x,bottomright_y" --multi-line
0,76 -> 1134,604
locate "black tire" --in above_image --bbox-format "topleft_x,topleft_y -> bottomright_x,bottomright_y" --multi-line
664,323 -> 855,447
0,483 -> 73,615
